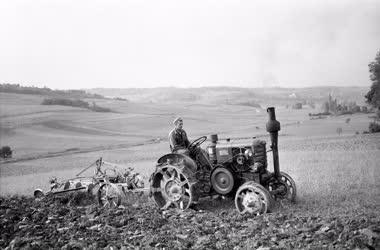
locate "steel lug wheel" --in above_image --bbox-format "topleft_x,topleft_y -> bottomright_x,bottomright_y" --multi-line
235,182 -> 273,215
150,164 -> 195,210
268,172 -> 297,202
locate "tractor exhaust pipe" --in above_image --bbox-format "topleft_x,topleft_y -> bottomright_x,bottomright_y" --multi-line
266,107 -> 281,178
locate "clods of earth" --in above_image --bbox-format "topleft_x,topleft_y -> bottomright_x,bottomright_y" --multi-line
1,193 -> 379,250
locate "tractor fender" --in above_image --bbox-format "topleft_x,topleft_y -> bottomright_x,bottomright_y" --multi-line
156,153 -> 197,173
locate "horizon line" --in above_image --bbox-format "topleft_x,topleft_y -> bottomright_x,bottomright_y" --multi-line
0,82 -> 369,91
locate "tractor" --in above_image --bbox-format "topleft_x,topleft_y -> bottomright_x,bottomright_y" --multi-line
149,107 -> 296,215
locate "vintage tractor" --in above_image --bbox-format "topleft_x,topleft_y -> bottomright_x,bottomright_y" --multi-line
149,107 -> 296,215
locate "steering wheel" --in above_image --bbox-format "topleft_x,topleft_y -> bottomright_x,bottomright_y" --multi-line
188,136 -> 207,149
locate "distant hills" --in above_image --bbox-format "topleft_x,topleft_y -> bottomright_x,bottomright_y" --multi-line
88,86 -> 368,107
0,83 -> 368,108
0,83 -> 105,99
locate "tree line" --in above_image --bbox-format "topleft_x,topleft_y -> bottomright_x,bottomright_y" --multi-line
0,83 -> 104,99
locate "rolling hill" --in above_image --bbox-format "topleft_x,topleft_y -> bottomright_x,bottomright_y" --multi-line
88,86 -> 368,107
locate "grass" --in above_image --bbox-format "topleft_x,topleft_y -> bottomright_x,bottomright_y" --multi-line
284,150 -> 379,205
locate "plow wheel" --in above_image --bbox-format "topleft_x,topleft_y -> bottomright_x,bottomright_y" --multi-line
98,183 -> 121,208
235,182 -> 273,215
150,164 -> 196,210
268,172 -> 297,202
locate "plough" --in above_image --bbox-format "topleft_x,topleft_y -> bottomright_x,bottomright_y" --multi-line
34,158 -> 148,207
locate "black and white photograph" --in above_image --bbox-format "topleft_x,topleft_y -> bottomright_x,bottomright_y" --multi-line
0,0 -> 379,249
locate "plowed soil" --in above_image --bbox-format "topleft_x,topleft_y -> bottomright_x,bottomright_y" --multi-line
1,192 -> 379,250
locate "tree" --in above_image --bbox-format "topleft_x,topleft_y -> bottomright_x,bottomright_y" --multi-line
0,146 -> 12,158
336,127 -> 342,135
365,50 -> 380,109
322,101 -> 329,113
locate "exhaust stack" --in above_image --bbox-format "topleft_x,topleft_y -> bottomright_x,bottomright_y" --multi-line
266,107 -> 281,178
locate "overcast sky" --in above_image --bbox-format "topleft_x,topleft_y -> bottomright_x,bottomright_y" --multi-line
0,0 -> 379,89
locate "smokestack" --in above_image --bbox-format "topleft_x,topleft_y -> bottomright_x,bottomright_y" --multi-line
266,107 -> 281,178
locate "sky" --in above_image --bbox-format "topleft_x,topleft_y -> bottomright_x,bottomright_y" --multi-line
0,0 -> 379,89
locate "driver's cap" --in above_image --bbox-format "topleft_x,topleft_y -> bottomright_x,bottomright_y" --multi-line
173,117 -> 183,125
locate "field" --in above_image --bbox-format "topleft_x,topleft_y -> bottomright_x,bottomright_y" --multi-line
1,91 -> 379,249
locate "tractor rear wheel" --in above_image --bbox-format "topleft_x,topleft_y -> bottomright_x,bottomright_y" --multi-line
234,181 -> 273,215
150,164 -> 196,210
268,172 -> 297,202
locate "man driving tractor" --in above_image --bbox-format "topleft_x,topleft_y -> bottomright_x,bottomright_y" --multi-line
169,117 -> 190,153
168,117 -> 211,169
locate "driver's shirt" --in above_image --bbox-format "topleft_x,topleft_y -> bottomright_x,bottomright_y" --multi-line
168,128 -> 190,152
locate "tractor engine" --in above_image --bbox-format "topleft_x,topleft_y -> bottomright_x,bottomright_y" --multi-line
207,135 -> 270,195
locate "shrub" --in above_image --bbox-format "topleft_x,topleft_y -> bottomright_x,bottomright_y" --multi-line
369,122 -> 380,133
0,146 -> 12,158
309,112 -> 331,116
42,98 -> 89,108
234,101 -> 261,108
114,97 -> 128,101
336,127 -> 342,135
292,103 -> 302,109
337,111 -> 353,115
89,103 -> 112,112
0,83 -> 105,99
42,98 -> 112,112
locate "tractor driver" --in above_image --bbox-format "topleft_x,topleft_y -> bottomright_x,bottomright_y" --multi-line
169,117 -> 211,170
169,117 -> 190,153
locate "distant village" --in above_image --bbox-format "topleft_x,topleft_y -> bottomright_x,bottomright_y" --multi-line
289,94 -> 369,116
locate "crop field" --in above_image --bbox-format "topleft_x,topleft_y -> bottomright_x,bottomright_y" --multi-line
1,92 -> 379,248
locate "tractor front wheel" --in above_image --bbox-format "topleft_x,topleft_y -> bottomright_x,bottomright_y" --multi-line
235,182 -> 273,215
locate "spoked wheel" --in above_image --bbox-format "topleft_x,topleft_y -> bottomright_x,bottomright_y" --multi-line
98,183 -> 121,208
150,164 -> 195,210
268,172 -> 297,202
235,182 -> 273,215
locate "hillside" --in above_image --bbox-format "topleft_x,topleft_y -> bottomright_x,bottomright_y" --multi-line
0,83 -> 105,99
88,86 -> 368,107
